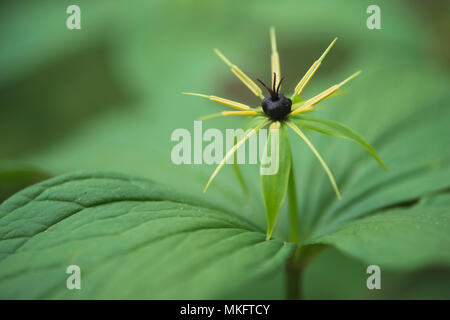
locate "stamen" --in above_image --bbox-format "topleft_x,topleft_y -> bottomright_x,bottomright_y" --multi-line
318,37 -> 338,63
210,96 -> 251,110
292,37 -> 338,98
270,26 -> 281,89
222,110 -> 259,116
214,49 -> 264,99
290,70 -> 361,115
199,110 -> 259,120
182,92 -> 251,111
290,85 -> 338,115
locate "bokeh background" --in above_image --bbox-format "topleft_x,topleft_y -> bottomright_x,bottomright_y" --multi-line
1,0 -> 449,299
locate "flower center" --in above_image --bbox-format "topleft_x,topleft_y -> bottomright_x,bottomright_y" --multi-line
257,73 -> 292,121
261,94 -> 292,121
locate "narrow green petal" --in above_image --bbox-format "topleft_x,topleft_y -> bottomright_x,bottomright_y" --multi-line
290,114 -> 388,171
286,121 -> 341,199
213,49 -> 264,99
232,136 -> 248,196
204,119 -> 269,192
292,37 -> 338,98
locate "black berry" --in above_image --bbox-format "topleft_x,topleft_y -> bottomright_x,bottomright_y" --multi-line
257,73 -> 292,121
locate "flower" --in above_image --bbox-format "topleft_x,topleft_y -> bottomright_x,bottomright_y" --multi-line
183,27 -> 386,239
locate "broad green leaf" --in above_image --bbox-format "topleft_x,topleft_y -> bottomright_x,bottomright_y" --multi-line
0,172 -> 294,299
4,0 -> 450,275
261,122 -> 291,240
309,199 -> 450,270
291,114 -> 387,170
304,246 -> 450,299
307,96 -> 450,235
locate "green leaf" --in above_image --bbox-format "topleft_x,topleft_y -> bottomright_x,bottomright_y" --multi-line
0,172 -> 294,299
5,0 -> 450,276
261,122 -> 291,240
309,199 -> 450,270
308,96 -> 450,235
291,114 -> 387,170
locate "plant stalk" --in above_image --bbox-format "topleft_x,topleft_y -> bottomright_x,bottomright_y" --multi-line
286,246 -> 304,300
286,159 -> 304,299
287,158 -> 300,244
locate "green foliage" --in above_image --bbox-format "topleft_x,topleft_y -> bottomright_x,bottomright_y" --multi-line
311,201 -> 450,270
1,0 -> 450,299
0,172 -> 294,299
260,123 -> 291,240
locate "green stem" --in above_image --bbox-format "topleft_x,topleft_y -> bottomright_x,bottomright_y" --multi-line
286,159 -> 304,299
286,246 -> 303,300
287,159 -> 300,243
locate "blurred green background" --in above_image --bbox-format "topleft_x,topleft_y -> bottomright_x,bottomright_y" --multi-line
1,0 -> 449,299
